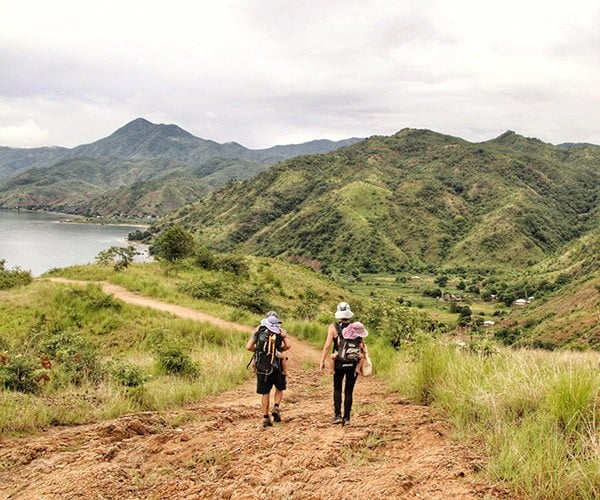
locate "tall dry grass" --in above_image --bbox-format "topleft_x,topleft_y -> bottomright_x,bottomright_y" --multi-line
388,340 -> 600,499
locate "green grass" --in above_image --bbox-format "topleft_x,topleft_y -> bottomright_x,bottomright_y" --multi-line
0,277 -> 251,436
0,255 -> 356,437
382,340 -> 600,499
0,347 -> 251,436
45,257 -> 353,327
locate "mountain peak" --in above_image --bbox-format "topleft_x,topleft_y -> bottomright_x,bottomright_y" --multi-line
491,130 -> 547,147
111,118 -> 194,139
114,118 -> 154,135
495,130 -> 517,141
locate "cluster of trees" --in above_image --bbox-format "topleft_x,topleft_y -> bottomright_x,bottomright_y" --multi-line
360,297 -> 441,349
147,225 -> 271,313
424,269 -> 574,308
151,225 -> 250,275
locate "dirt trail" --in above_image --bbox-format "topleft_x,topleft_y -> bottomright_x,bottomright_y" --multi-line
0,279 -> 510,499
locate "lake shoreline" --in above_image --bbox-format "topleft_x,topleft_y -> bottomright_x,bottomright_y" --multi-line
0,210 -> 151,276
0,208 -> 151,229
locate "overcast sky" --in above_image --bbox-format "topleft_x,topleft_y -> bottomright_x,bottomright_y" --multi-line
1,0 -> 599,149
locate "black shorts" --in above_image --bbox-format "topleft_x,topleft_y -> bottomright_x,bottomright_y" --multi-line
256,370 -> 287,394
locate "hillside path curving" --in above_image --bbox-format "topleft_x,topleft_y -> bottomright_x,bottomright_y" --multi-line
0,278 -> 511,499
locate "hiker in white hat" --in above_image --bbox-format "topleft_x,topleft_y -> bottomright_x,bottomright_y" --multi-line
319,302 -> 366,426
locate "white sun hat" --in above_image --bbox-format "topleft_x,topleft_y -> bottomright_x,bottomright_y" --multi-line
261,315 -> 281,333
334,301 -> 354,320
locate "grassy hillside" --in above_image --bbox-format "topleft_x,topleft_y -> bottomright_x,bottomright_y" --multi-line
0,146 -> 70,181
157,128 -> 600,275
0,157 -> 113,208
75,172 -> 213,218
0,255 -> 363,434
43,256 -> 359,324
498,227 -> 600,349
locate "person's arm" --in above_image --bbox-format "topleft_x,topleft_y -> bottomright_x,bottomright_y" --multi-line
319,324 -> 336,372
280,328 -> 291,351
356,340 -> 366,374
246,332 -> 257,352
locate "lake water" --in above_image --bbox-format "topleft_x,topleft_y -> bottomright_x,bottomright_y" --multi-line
0,210 -> 149,277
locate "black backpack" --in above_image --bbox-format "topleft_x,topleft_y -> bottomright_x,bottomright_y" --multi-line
252,326 -> 279,376
334,323 -> 361,366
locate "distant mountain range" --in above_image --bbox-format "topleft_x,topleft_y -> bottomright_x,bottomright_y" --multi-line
0,118 -> 364,217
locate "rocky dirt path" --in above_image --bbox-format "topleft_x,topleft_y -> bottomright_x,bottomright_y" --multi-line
0,280 -> 510,499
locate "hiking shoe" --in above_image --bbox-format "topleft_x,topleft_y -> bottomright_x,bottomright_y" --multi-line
272,406 -> 281,423
342,417 -> 350,426
262,416 -> 273,428
332,415 -> 343,425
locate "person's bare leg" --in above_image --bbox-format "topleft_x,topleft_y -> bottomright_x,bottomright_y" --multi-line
261,393 -> 270,415
272,389 -> 283,422
274,389 -> 283,406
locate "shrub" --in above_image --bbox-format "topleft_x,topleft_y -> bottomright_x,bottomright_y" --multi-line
155,225 -> 196,262
494,327 -> 520,346
181,278 -> 225,300
195,246 -> 216,270
180,277 -> 271,314
128,229 -> 151,242
213,253 -> 249,277
0,259 -> 32,290
228,285 -> 271,314
0,354 -> 43,394
361,297 -> 438,348
422,287 -> 442,298
110,360 -> 146,388
95,245 -> 139,271
156,346 -> 199,377
40,332 -> 102,385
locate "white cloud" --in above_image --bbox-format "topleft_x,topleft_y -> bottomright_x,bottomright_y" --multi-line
0,118 -> 49,148
1,0 -> 600,148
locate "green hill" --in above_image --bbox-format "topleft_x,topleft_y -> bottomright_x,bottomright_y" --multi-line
157,128 -> 600,274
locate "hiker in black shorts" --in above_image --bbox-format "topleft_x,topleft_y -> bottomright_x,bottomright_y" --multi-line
319,302 -> 365,426
246,311 -> 291,428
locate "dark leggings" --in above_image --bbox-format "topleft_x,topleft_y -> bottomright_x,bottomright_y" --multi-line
333,366 -> 358,419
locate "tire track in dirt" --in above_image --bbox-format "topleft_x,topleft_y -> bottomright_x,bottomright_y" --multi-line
0,279 -> 511,499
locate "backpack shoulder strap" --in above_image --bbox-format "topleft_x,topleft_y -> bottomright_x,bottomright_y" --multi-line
333,322 -> 342,337
333,322 -> 344,352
